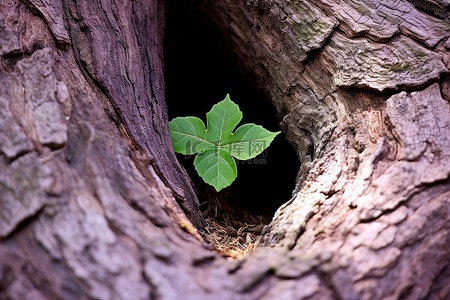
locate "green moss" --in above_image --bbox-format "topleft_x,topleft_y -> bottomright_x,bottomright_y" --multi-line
275,231 -> 285,240
355,5 -> 370,15
410,48 -> 427,59
292,1 -> 313,18
382,62 -> 412,73
291,20 -> 328,42
292,25 -> 310,41
412,68 -> 432,76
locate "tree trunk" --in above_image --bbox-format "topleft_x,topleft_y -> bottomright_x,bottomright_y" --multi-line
0,0 -> 449,300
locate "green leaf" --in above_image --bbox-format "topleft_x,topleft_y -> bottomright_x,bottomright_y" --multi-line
168,94 -> 279,192
194,148 -> 237,192
168,117 -> 213,155
206,94 -> 242,144
222,123 -> 280,160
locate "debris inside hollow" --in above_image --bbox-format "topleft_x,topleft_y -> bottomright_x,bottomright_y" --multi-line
199,188 -> 271,259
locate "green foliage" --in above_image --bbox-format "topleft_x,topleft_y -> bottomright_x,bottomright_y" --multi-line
169,94 -> 280,191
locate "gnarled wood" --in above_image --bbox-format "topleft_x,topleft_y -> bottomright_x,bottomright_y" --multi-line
0,0 -> 449,299
199,0 -> 450,299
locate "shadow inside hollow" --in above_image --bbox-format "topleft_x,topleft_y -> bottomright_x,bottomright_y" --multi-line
164,0 -> 300,218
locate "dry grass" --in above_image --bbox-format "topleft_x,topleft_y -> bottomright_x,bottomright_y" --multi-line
200,189 -> 270,259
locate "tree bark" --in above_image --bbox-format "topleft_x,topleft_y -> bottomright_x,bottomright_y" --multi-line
0,0 -> 449,300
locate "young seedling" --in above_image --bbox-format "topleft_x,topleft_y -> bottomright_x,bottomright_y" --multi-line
169,94 -> 280,191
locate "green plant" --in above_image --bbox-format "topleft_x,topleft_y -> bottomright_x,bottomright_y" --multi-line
169,94 -> 280,191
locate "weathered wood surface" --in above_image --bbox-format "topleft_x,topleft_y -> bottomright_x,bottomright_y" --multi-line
0,1 -> 213,299
199,0 -> 450,299
0,0 -> 449,299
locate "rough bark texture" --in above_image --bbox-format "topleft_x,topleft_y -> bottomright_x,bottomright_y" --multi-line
0,1 -> 449,300
198,0 -> 450,299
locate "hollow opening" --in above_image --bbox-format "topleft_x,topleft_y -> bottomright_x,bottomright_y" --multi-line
165,0 -> 300,257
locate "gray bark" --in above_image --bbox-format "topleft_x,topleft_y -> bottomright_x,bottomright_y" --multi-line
0,0 -> 449,299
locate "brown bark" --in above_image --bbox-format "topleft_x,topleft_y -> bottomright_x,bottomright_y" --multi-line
1,1 -> 210,299
0,0 -> 449,300
197,0 -> 450,299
